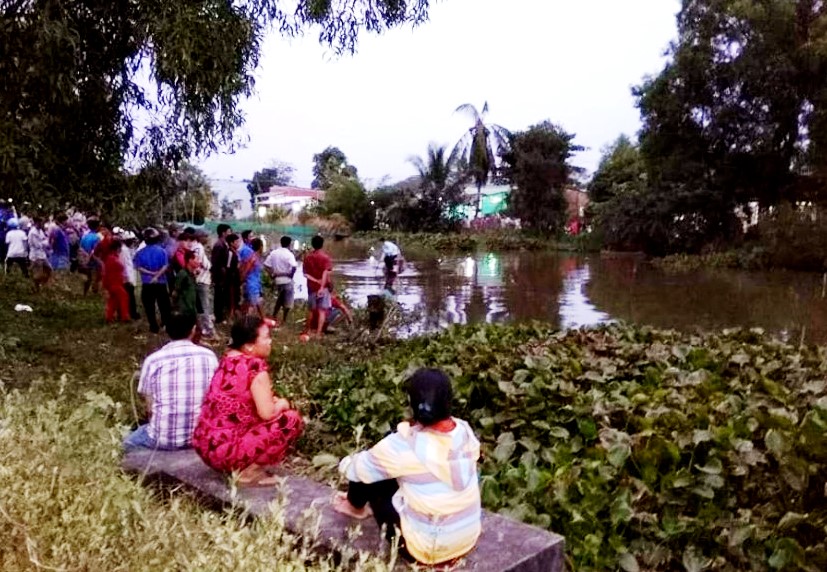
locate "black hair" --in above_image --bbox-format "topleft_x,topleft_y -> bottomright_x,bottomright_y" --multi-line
217,224 -> 231,237
184,226 -> 196,235
226,233 -> 239,244
166,312 -> 197,340
406,368 -> 453,426
56,213 -> 68,223
280,235 -> 292,248
87,219 -> 100,231
229,315 -> 265,350
241,229 -> 253,241
311,235 -> 324,250
183,250 -> 196,263
143,228 -> 162,245
109,239 -> 123,254
251,237 -> 263,252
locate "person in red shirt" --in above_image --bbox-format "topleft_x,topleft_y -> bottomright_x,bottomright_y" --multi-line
302,235 -> 333,337
102,239 -> 131,323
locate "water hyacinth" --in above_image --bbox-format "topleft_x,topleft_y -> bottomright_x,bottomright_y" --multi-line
292,323 -> 827,571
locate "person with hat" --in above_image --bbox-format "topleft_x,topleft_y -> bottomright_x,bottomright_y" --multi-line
115,229 -> 140,320
333,368 -> 482,566
4,217 -> 29,276
134,227 -> 172,334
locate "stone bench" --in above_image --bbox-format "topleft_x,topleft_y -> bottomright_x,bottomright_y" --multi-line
122,449 -> 565,572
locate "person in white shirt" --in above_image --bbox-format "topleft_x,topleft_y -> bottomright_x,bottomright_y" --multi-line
380,239 -> 403,292
27,217 -> 52,288
263,236 -> 298,324
116,230 -> 140,320
182,228 -> 215,339
4,218 -> 29,277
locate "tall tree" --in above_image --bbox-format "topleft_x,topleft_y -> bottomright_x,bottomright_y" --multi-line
501,122 -> 583,235
588,135 -> 645,204
450,102 -> 510,218
311,146 -> 357,189
407,143 -> 468,231
246,161 -> 295,208
1,1 -> 431,212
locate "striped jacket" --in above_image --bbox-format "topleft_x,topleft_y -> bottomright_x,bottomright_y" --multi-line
341,418 -> 481,564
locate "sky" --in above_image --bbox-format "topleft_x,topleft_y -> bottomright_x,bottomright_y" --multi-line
199,0 -> 680,209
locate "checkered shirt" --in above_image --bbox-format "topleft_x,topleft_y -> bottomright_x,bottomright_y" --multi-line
138,340 -> 218,448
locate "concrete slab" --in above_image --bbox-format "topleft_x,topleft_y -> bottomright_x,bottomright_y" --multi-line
123,448 -> 565,571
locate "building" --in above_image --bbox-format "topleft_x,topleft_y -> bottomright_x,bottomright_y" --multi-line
458,184 -> 589,223
255,186 -> 325,214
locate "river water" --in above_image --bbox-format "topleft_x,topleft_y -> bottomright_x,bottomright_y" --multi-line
293,243 -> 827,345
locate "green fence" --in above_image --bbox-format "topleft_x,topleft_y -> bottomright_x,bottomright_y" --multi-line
198,220 -> 318,240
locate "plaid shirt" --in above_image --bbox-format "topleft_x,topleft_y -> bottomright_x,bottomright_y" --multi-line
138,340 -> 218,448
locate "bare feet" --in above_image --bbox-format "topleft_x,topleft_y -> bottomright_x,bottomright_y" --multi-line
237,464 -> 280,486
331,492 -> 373,520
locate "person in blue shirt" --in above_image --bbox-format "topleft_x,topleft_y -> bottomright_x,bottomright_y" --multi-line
134,227 -> 172,334
79,218 -> 103,294
240,237 -> 265,319
238,229 -> 254,264
49,214 -> 71,271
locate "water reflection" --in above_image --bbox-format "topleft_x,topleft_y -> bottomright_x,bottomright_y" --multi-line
289,243 -> 827,345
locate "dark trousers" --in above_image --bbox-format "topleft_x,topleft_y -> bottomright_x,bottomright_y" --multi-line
141,283 -> 171,333
5,257 -> 29,277
347,479 -> 402,543
213,281 -> 228,324
124,282 -> 140,320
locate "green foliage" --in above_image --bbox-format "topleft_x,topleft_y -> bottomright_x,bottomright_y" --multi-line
350,230 -> 590,253
291,323 -> 827,571
247,161 -> 296,209
588,135 -> 645,204
1,0 -> 430,213
320,174 -> 374,231
501,121 -> 584,235
399,144 -> 468,232
312,146 -> 358,190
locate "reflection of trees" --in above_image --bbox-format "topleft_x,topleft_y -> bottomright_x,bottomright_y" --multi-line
587,258 -> 827,344
500,252 -> 567,328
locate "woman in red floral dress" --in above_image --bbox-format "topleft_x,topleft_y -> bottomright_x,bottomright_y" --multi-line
193,316 -> 303,485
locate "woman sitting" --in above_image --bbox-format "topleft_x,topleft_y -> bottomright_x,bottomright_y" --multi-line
333,368 -> 482,565
193,316 -> 303,485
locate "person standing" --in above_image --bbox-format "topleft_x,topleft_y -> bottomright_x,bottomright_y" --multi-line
102,240 -> 131,323
184,228 -> 215,339
303,235 -> 333,337
238,230 -> 254,264
117,230 -> 140,320
380,238 -> 403,292
172,250 -> 199,320
263,235 -> 298,324
28,217 -> 52,289
226,233 -> 242,319
240,238 -> 265,320
49,214 -> 71,271
4,218 -> 28,277
123,312 -> 218,452
210,224 -> 232,324
79,219 -> 103,295
134,227 -> 172,334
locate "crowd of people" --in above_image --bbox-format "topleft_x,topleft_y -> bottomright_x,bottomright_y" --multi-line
0,205 -> 368,338
125,310 -> 480,565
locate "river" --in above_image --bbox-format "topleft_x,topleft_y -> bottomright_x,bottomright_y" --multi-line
290,243 -> 827,345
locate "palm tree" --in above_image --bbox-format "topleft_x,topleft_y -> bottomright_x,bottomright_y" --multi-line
407,143 -> 466,230
450,102 -> 510,218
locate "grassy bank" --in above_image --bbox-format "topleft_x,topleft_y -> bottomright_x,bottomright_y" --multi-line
350,230 -> 599,254
2,274 -> 826,571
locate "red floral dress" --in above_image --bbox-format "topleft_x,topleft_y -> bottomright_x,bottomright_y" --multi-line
193,353 -> 303,472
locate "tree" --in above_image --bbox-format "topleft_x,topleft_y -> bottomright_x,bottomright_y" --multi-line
246,161 -> 295,208
501,121 -> 583,235
588,135 -> 645,204
220,198 -> 237,221
407,143 -> 468,231
311,146 -> 358,189
168,162 -> 217,224
451,102 -> 510,218
321,173 -> 374,231
1,1 -> 432,213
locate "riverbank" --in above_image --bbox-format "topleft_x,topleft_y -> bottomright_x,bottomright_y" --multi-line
1,275 -> 825,571
350,230 -> 599,253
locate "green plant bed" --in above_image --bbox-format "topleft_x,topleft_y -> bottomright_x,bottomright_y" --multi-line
288,323 -> 827,571
351,230 -> 598,253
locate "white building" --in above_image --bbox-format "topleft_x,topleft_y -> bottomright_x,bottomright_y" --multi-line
255,186 -> 325,214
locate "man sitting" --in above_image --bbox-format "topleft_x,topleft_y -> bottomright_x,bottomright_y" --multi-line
124,312 -> 218,451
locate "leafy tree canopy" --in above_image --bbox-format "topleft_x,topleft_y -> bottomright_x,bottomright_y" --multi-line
501,121 -> 583,235
1,0 -> 431,213
246,161 -> 295,208
588,135 -> 645,204
311,146 -> 358,189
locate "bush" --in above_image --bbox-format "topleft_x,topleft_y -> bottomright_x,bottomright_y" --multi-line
290,323 -> 827,572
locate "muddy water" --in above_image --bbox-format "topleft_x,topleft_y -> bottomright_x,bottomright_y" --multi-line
292,243 -> 827,344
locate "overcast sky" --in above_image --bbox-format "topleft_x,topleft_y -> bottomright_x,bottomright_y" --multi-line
199,0 -> 679,199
